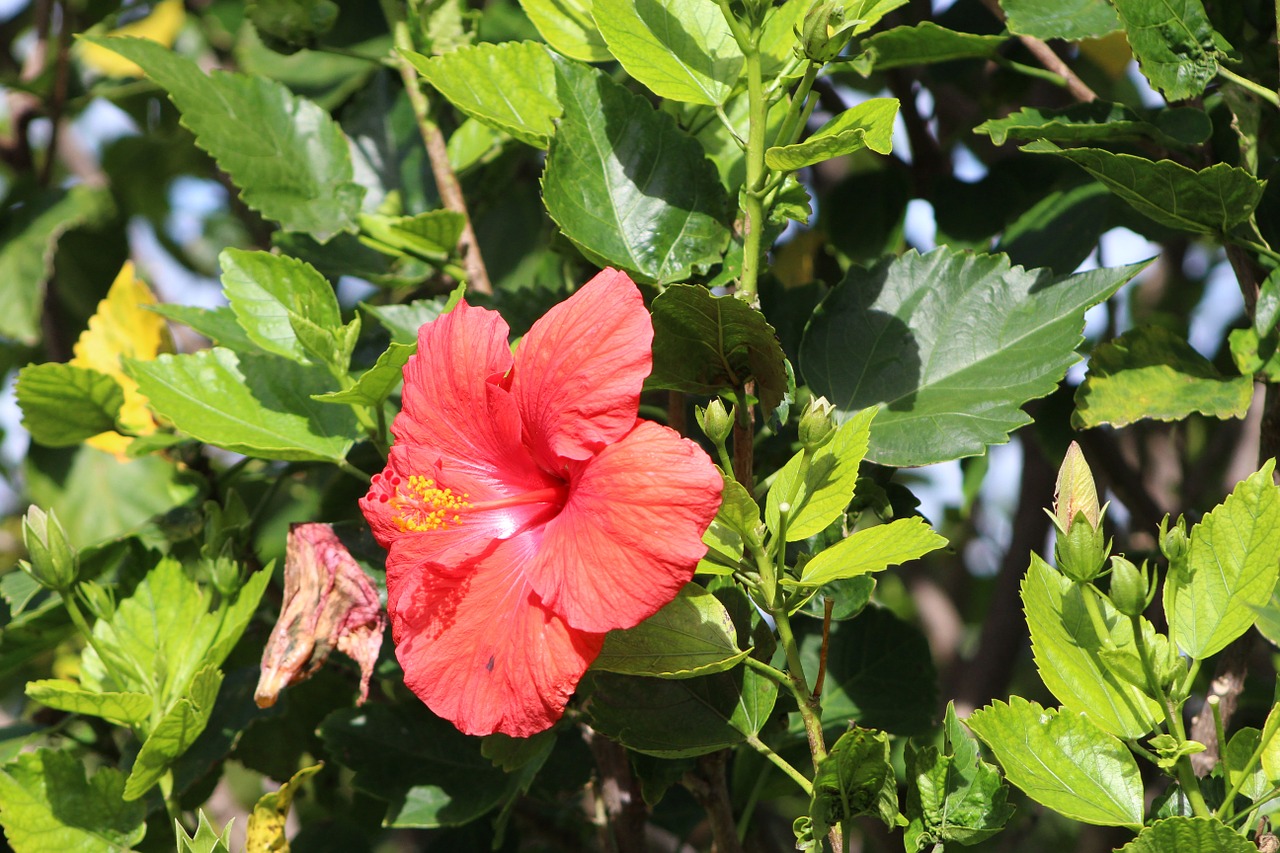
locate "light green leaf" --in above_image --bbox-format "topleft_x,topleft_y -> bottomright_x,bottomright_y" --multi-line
1001,0 -> 1120,40
124,666 -> 223,800
1261,703 -> 1280,786
648,284 -> 788,416
594,583 -> 747,678
519,0 -> 612,62
765,98 -> 899,171
0,187 -> 110,345
1166,462 -> 1280,660
0,749 -> 146,852
1109,0 -> 1227,101
795,517 -> 947,587
1116,817 -> 1257,853
1024,140 -> 1265,235
543,59 -> 731,283
177,810 -> 233,853
966,696 -> 1144,828
357,210 -> 465,260
801,247 -> 1145,467
976,102 -> 1211,147
84,37 -> 364,240
361,293 -> 459,345
1023,555 -> 1161,738
766,407 -> 875,541
16,364 -> 124,447
220,248 -> 347,368
25,681 -> 151,728
313,341 -> 414,409
759,0 -> 807,77
845,0 -> 910,36
593,0 -> 742,106
127,348 -> 360,463
1073,325 -> 1253,428
147,304 -> 263,353
850,22 -> 1006,75
404,42 -> 558,148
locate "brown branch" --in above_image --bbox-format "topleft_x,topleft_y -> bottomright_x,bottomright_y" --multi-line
583,727 -> 649,853
682,751 -> 744,853
979,0 -> 1098,103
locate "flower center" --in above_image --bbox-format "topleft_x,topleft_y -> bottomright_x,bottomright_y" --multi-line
389,474 -> 564,533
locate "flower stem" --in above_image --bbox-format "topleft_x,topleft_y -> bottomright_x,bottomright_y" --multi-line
1219,66 -> 1280,107
745,733 -> 813,794
772,63 -> 820,150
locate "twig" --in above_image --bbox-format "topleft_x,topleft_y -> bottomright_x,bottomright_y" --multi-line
583,726 -> 649,853
813,598 -> 833,699
979,0 -> 1098,103
682,751 -> 745,853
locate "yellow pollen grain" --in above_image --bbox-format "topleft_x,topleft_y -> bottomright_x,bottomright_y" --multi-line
393,474 -> 473,532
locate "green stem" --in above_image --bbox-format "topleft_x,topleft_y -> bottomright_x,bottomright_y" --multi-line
772,63 -> 820,150
64,593 -> 147,692
745,734 -> 814,794
742,653 -> 791,686
993,55 -> 1070,89
1219,66 -> 1280,107
161,771 -> 183,839
1230,235 -> 1280,265
338,460 -> 373,483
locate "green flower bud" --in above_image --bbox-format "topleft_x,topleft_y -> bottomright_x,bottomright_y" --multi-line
696,398 -> 734,445
20,505 -> 78,593
797,1 -> 859,64
1159,515 -> 1190,565
798,396 -> 837,451
1055,510 -> 1110,582
1053,441 -> 1100,533
1108,556 -> 1152,617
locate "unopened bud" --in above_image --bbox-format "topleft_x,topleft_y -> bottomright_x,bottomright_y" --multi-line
20,506 -> 77,593
797,2 -> 859,64
696,398 -> 734,445
1108,556 -> 1152,617
1159,515 -> 1190,565
1053,442 -> 1100,534
798,396 -> 837,451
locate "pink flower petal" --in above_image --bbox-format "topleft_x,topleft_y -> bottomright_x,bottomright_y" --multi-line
513,269 -> 653,468
527,420 -> 723,633
389,533 -> 604,737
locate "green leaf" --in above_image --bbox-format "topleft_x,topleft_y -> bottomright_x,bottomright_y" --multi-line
1166,462 -> 1280,659
0,749 -> 146,852
16,363 -> 125,447
177,810 -> 233,853
997,180 -> 1112,273
147,304 -> 263,353
1224,727 -> 1268,800
583,665 -> 777,757
25,681 -> 151,728
648,284 -> 788,415
85,37 -> 364,240
319,703 -> 509,827
1001,0 -> 1120,40
543,59 -> 731,283
1073,325 -> 1253,428
127,348 -> 361,463
357,210 -> 466,260
845,0 -> 911,36
593,582 -> 748,678
593,0 -> 743,105
1023,554 -> 1161,738
850,22 -> 1006,75
1256,268 -> 1280,338
1261,703 -> 1280,786
801,247 -> 1145,466
766,408 -> 875,541
0,187 -> 109,345
765,99 -> 899,171
313,341 -> 414,408
905,702 -> 1014,851
1024,140 -> 1264,235
220,248 -> 348,369
976,102 -> 1211,147
248,0 -> 338,50
519,0 -> 612,62
1109,0 -> 1227,101
810,727 -> 901,838
404,42 -> 559,148
795,517 -> 947,587
246,763 -> 323,852
361,291 -> 460,345
1115,817 -> 1257,853
966,696 -> 1144,829
124,665 -> 223,800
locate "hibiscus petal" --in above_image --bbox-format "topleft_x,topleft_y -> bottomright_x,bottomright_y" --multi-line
513,269 -> 652,468
394,300 -> 545,489
527,420 -> 723,633
388,533 -> 604,737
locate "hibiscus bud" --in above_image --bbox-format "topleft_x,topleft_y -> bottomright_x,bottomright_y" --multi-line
1108,556 -> 1152,617
1159,515 -> 1190,564
696,398 -> 735,445
797,1 -> 859,64
798,396 -> 837,451
255,524 -> 386,708
20,505 -> 78,593
1048,442 -> 1109,582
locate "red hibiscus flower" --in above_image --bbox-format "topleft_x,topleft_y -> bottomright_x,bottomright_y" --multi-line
360,269 -> 723,737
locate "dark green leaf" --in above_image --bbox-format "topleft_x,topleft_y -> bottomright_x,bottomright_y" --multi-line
649,284 -> 788,415
127,348 -> 361,463
0,749 -> 146,852
16,363 -> 124,447
1001,0 -> 1120,40
765,99 -> 899,171
593,582 -> 748,678
1256,268 -> 1280,337
543,59 -> 731,283
966,696 -> 1143,828
86,37 -> 364,240
810,727 -> 901,838
800,247 -> 1145,466
249,0 -> 337,50
998,180 -> 1111,273
850,22 -> 1006,75
976,102 -> 1211,147
1109,0 -> 1227,101
1023,141 -> 1264,235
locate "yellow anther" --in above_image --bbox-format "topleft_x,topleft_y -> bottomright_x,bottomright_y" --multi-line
392,474 -> 472,532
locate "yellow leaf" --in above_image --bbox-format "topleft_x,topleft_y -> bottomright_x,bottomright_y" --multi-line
69,262 -> 171,458
77,0 -> 186,78
246,764 -> 324,853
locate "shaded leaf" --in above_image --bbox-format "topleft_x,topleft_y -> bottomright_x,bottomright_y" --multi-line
976,102 -> 1211,147
593,582 -> 747,678
1001,0 -> 1120,40
1109,0 -> 1227,101
811,727 -> 901,839
850,23 -> 1006,75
